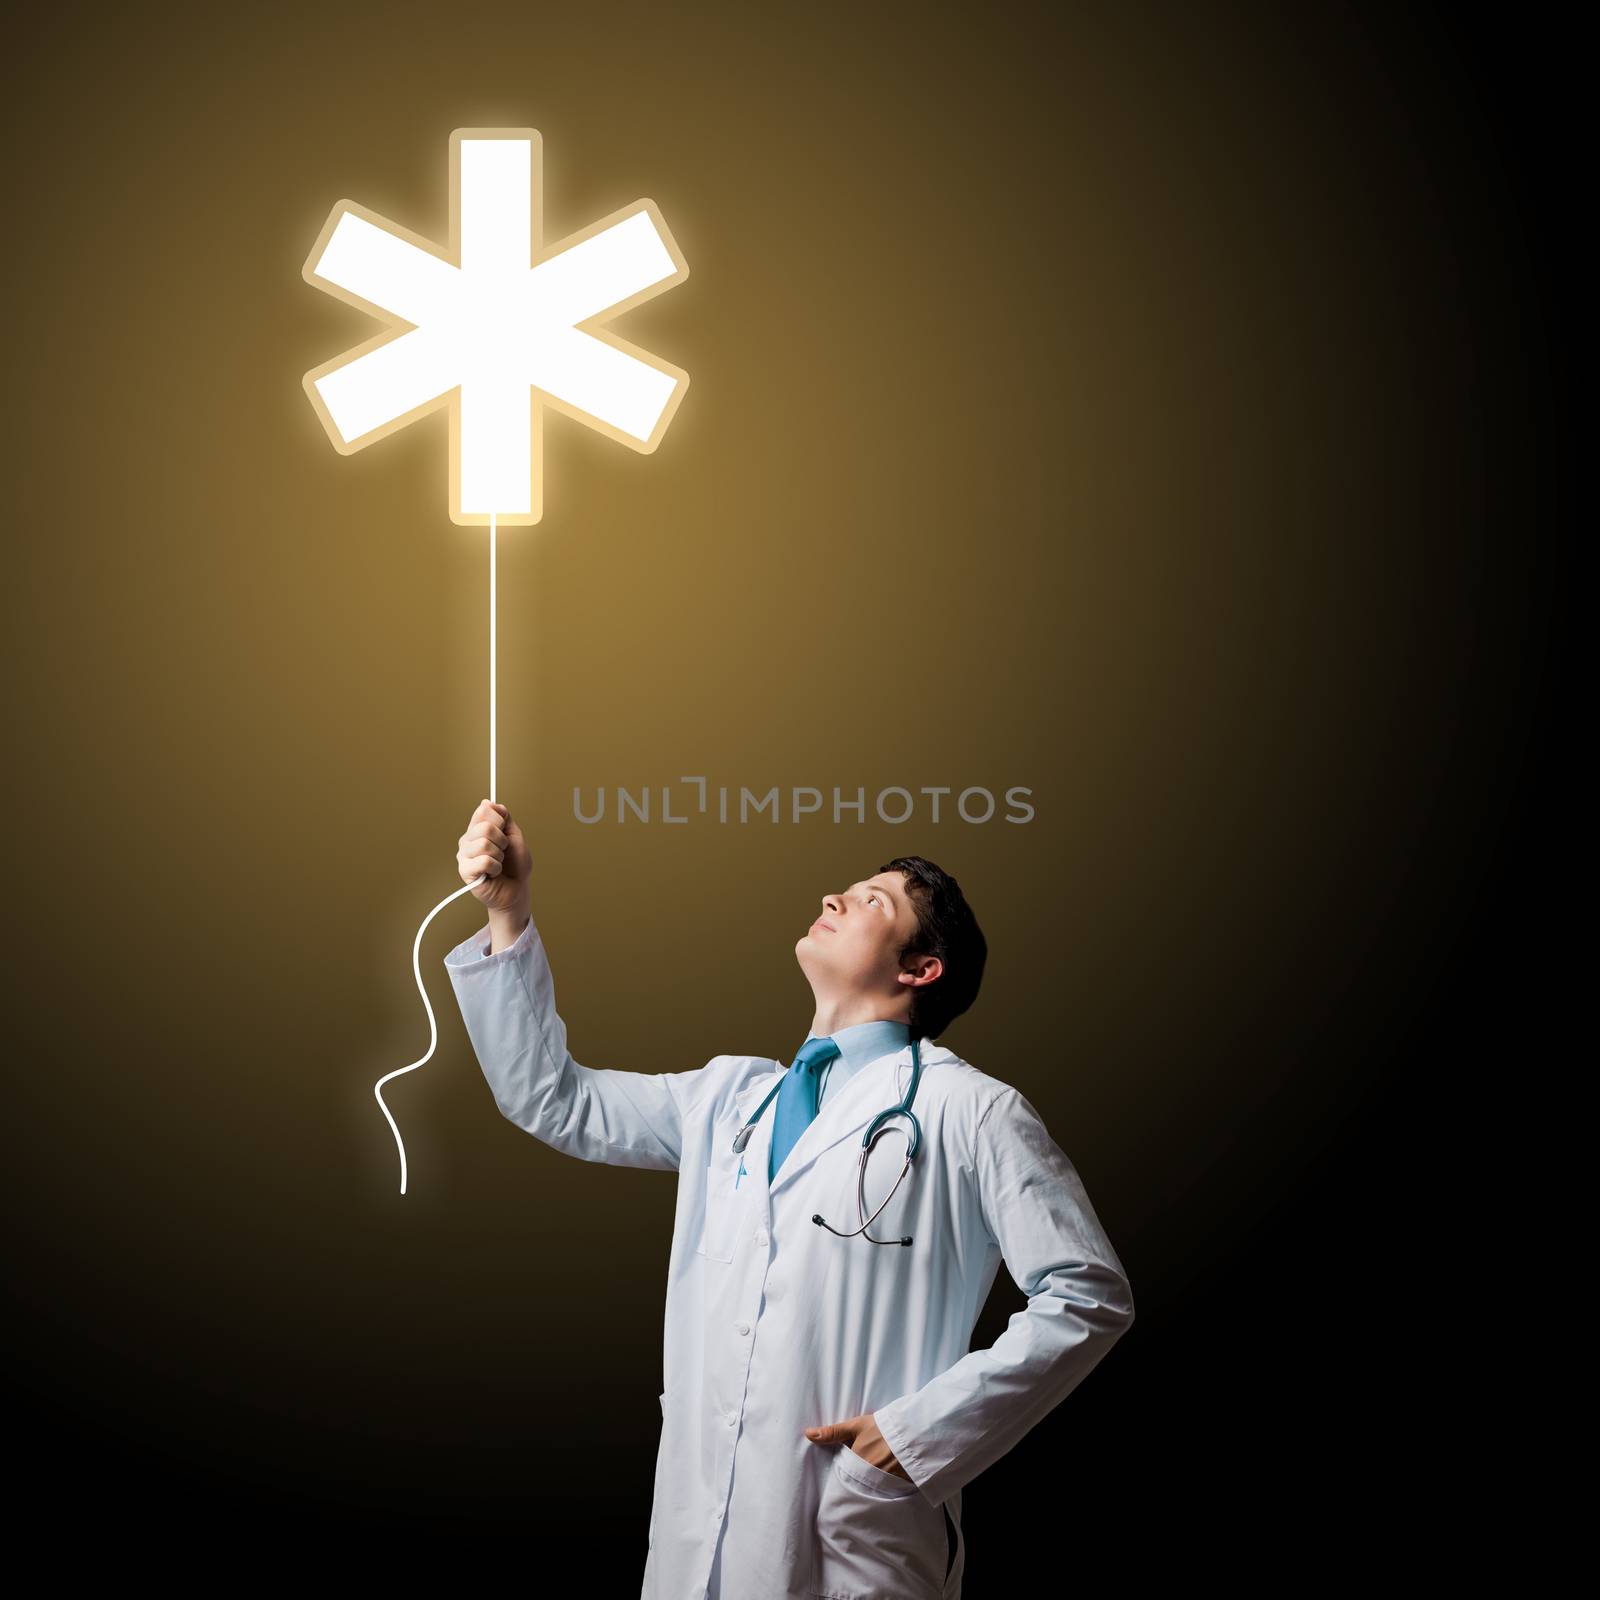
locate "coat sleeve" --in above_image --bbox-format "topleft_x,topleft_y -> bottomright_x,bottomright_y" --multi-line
443,913 -> 698,1171
872,1085 -> 1135,1505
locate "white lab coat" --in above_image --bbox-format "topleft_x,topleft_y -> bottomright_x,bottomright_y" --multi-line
445,913 -> 1135,1600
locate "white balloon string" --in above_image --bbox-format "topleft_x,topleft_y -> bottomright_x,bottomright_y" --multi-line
373,509 -> 498,1195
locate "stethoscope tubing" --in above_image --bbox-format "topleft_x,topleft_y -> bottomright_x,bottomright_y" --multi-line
731,1038 -> 923,1246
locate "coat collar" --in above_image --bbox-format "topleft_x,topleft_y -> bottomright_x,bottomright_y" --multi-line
732,1040 -> 958,1197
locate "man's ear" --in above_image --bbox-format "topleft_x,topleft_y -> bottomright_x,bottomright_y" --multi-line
899,953 -> 942,989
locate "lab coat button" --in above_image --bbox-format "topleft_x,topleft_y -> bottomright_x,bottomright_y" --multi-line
735,1320 -> 750,1336
725,1411 -> 737,1427
754,1230 -> 768,1246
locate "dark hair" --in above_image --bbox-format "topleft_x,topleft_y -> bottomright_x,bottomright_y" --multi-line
876,855 -> 987,1042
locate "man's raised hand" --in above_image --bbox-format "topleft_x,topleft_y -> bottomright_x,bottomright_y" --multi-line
457,799 -> 532,919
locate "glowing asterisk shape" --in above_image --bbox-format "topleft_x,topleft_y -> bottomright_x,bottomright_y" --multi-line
301,127 -> 690,524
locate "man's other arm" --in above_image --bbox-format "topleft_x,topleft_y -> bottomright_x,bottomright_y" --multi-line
873,1086 -> 1136,1504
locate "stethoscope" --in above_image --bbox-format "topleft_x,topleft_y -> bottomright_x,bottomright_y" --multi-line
731,1038 -> 923,1247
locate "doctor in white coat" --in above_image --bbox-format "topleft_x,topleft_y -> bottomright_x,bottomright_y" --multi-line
445,800 -> 1135,1599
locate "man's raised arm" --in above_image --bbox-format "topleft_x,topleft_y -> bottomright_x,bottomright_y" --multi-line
444,912 -> 689,1170
443,799 -> 688,1171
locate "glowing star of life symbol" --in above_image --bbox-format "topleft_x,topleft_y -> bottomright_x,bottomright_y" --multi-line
301,127 -> 690,525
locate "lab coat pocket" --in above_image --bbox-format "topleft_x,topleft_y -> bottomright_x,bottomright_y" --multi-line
696,1163 -> 739,1263
812,1445 -> 948,1599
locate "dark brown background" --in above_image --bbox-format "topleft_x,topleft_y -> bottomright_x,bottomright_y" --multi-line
2,0 -> 1569,1582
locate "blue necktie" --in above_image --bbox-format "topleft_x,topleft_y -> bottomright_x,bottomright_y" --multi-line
769,1035 -> 841,1181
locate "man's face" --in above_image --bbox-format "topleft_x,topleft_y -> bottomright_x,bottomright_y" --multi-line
795,870 -> 924,1002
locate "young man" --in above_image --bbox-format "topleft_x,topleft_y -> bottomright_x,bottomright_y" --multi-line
446,800 -> 1134,1599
